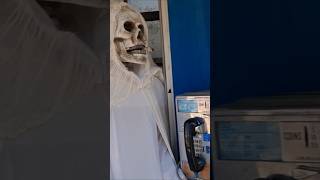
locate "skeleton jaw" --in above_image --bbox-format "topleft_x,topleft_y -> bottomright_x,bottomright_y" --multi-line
116,40 -> 148,65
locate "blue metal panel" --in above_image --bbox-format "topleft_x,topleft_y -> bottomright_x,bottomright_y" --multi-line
168,0 -> 211,96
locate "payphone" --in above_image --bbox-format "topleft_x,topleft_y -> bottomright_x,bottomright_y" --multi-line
176,91 -> 210,179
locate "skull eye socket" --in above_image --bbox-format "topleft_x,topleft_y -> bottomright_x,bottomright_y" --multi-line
124,21 -> 135,32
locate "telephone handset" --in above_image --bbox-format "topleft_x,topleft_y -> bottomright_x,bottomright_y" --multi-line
184,117 -> 206,172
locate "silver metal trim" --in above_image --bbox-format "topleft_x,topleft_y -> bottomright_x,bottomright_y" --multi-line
159,0 -> 179,161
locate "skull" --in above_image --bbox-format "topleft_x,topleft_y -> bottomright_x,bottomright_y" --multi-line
113,5 -> 150,65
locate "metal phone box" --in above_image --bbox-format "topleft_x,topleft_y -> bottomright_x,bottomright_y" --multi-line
176,91 -> 210,177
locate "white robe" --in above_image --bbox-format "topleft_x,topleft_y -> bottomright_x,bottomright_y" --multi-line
110,71 -> 179,180
110,2 -> 181,180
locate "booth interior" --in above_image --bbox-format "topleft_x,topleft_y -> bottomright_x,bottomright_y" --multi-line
213,0 -> 320,179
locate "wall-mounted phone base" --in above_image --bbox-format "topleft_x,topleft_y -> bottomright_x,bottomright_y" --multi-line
176,92 -> 210,180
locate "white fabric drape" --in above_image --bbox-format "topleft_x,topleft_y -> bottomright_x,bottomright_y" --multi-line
110,2 -> 181,179
0,0 -> 107,179
0,0 -> 102,138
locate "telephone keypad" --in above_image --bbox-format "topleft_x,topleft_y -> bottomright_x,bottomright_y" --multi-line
193,137 -> 203,157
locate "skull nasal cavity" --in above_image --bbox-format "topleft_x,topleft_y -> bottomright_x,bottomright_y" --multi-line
137,31 -> 144,41
138,24 -> 144,33
124,21 -> 135,32
137,25 -> 144,40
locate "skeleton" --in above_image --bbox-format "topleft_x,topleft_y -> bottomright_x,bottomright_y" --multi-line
110,2 -> 155,76
113,5 -> 151,66
110,2 -> 182,179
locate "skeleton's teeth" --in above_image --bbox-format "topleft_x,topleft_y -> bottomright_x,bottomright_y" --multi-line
128,50 -> 146,54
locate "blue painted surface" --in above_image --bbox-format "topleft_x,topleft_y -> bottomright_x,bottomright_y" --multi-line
168,0 -> 211,96
213,0 -> 320,105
